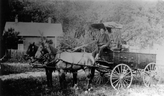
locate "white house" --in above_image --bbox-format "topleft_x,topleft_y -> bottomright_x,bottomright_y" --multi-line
4,18 -> 63,51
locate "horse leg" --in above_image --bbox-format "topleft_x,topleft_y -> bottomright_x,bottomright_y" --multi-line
73,71 -> 78,89
49,69 -> 53,87
45,68 -> 50,87
86,68 -> 95,92
45,68 -> 53,87
59,69 -> 66,89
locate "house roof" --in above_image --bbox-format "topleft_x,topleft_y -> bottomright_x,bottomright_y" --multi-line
4,22 -> 63,36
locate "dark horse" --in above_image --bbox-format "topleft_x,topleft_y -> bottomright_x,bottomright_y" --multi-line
25,42 -> 49,64
34,42 -> 95,91
25,42 -> 38,62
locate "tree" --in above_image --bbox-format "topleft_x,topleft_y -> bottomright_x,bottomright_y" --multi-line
0,0 -> 10,59
3,28 -> 20,58
7,0 -> 164,50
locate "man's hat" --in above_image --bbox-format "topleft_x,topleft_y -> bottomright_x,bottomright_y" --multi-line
91,22 -> 123,33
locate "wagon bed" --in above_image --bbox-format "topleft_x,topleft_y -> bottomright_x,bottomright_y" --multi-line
100,51 -> 156,69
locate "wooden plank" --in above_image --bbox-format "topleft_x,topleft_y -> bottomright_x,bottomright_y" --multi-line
137,53 -> 156,69
113,51 -> 156,69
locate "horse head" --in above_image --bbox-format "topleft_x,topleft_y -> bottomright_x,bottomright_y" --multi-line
35,41 -> 58,62
26,42 -> 38,57
35,42 -> 49,59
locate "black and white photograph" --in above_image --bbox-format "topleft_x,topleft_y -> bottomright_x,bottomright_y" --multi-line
0,0 -> 164,96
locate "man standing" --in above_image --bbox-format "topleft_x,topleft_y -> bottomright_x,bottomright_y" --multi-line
93,28 -> 110,60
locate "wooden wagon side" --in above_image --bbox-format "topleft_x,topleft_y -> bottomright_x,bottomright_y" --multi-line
113,52 -> 156,69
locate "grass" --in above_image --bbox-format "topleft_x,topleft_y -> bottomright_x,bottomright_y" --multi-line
0,63 -> 44,75
1,77 -> 47,96
1,74 -> 163,96
0,62 -> 164,96
0,76 -> 78,96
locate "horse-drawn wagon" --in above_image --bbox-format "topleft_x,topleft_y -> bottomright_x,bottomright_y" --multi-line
26,22 -> 160,91
91,22 -> 160,90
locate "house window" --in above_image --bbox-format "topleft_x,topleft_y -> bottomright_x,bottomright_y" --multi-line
18,37 -> 24,51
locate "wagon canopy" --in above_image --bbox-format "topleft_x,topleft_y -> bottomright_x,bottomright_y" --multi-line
91,22 -> 123,33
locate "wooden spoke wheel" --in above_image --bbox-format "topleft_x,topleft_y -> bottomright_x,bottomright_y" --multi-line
143,63 -> 160,87
93,71 -> 107,84
110,64 -> 133,90
93,62 -> 111,84
93,68 -> 111,85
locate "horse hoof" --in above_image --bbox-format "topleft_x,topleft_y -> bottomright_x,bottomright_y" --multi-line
76,87 -> 79,90
73,87 -> 79,90
73,84 -> 79,90
88,87 -> 93,92
45,88 -> 50,91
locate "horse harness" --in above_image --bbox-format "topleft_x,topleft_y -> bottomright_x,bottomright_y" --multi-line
41,43 -> 90,70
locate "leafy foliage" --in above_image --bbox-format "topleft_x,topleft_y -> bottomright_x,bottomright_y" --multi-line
7,0 -> 164,50
3,28 -> 20,49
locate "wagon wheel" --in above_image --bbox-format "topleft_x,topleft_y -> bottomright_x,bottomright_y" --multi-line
93,63 -> 111,84
93,70 -> 111,84
110,64 -> 133,90
143,63 -> 160,87
93,71 -> 106,84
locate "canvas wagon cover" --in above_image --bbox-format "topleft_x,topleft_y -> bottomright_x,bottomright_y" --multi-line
58,52 -> 93,66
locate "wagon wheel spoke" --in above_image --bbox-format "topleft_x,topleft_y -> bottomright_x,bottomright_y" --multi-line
121,80 -> 124,88
120,65 -> 123,73
123,77 -> 132,86
113,70 -> 120,75
113,79 -> 119,84
112,75 -> 120,80
94,72 -> 102,84
104,72 -> 111,78
144,78 -> 152,87
96,76 -> 102,84
117,65 -> 122,73
118,80 -> 124,90
150,64 -> 155,70
117,82 -> 121,89
123,75 -> 132,81
124,71 -> 131,76
122,72 -> 132,88
122,81 -> 127,88
109,70 -> 120,85
104,72 -> 111,84
122,79 -> 129,88
111,71 -> 120,79
114,80 -> 120,89
146,64 -> 152,71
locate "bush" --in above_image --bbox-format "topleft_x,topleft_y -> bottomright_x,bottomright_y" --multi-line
7,49 -> 27,63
